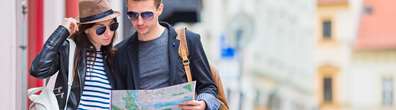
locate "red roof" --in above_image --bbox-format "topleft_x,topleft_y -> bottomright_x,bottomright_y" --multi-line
355,0 -> 396,50
318,0 -> 348,5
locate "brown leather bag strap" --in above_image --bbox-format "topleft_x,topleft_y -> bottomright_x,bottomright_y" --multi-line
176,28 -> 229,110
176,27 -> 193,82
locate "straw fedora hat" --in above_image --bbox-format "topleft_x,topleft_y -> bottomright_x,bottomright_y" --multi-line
78,0 -> 120,24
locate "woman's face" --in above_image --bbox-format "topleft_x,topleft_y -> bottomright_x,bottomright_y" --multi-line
85,19 -> 118,47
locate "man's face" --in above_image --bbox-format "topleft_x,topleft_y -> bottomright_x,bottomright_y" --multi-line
127,0 -> 163,35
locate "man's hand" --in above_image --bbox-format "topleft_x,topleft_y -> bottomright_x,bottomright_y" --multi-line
61,17 -> 78,35
178,100 -> 206,110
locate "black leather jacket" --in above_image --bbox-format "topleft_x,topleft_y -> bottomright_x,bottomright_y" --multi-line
112,22 -> 217,97
30,26 -> 115,110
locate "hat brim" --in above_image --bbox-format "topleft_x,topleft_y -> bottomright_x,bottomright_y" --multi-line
78,11 -> 120,24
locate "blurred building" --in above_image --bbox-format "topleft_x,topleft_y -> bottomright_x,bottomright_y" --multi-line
315,0 -> 352,110
315,0 -> 396,110
248,0 -> 317,110
190,0 -> 318,110
348,0 -> 396,109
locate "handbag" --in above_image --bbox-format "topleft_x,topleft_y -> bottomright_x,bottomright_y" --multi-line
176,27 -> 230,110
28,38 -> 76,110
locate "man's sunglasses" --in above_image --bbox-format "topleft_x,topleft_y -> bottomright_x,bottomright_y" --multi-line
95,22 -> 119,36
126,11 -> 154,21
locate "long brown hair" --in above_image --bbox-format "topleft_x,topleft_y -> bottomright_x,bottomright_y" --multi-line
69,18 -> 117,76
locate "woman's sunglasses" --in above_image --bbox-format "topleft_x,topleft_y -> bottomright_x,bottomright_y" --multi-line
126,11 -> 154,21
95,22 -> 119,36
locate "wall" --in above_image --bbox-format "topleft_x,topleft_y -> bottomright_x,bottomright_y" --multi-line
0,0 -> 18,109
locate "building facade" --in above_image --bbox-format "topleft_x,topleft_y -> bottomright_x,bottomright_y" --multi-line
194,0 -> 318,110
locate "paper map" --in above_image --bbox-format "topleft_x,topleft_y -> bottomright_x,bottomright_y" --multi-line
111,81 -> 196,110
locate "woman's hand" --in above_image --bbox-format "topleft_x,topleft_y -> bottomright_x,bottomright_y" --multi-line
178,100 -> 206,110
61,17 -> 79,35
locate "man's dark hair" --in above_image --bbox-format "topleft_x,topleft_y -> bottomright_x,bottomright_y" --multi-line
128,0 -> 162,8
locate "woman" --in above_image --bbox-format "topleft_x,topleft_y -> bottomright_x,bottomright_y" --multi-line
30,0 -> 120,109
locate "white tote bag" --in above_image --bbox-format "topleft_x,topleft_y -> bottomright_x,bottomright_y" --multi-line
28,39 -> 76,110
28,86 -> 59,110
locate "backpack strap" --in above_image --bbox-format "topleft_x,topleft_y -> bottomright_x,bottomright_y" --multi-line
176,27 -> 193,82
176,27 -> 229,110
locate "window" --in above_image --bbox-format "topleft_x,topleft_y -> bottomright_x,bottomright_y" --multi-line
255,90 -> 262,106
383,78 -> 394,106
364,5 -> 373,15
318,65 -> 338,105
323,77 -> 333,102
268,92 -> 281,110
322,20 -> 332,40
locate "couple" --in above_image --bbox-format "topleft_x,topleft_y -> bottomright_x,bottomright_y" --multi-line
30,0 -> 220,110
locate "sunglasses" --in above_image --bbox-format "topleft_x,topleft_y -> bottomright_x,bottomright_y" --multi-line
126,11 -> 154,21
95,22 -> 119,36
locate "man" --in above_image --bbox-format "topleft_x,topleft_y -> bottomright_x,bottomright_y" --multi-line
112,0 -> 220,109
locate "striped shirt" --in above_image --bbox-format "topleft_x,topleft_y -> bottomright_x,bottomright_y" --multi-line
77,51 -> 111,110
